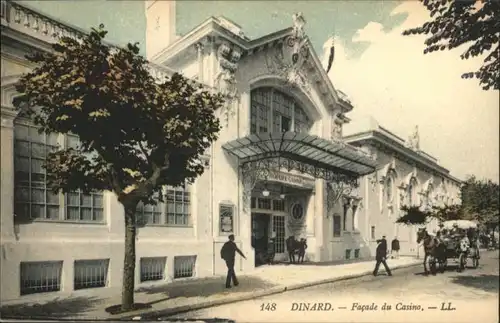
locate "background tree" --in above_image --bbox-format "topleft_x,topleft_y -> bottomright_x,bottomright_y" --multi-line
461,175 -> 500,234
430,204 -> 465,222
402,0 -> 500,90
396,204 -> 465,226
13,25 -> 224,311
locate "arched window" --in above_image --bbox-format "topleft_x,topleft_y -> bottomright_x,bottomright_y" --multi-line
426,184 -> 434,207
408,177 -> 418,206
250,88 -> 312,134
386,176 -> 393,202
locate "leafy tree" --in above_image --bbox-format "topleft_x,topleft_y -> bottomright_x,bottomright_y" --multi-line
396,205 -> 433,225
402,0 -> 500,90
461,175 -> 499,233
430,204 -> 465,222
13,25 -> 224,311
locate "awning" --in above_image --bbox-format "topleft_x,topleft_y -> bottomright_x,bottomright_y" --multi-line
222,132 -> 377,180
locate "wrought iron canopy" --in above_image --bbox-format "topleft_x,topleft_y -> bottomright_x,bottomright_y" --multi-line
222,132 -> 377,181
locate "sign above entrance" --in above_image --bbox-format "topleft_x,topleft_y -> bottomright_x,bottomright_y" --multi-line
262,170 -> 315,189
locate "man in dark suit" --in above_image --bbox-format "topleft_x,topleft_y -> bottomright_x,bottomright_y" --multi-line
391,237 -> 400,259
373,235 -> 392,276
220,234 -> 246,288
286,235 -> 296,264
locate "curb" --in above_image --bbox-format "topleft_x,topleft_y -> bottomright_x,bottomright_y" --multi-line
116,260 -> 421,320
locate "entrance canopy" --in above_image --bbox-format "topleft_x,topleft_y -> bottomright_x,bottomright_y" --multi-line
222,132 -> 377,182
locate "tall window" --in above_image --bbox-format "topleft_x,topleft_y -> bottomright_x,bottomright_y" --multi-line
426,184 -> 434,208
333,214 -> 341,237
14,123 -> 104,222
136,184 -> 191,226
408,177 -> 418,206
166,185 -> 190,225
250,88 -> 311,135
386,176 -> 393,202
136,198 -> 164,225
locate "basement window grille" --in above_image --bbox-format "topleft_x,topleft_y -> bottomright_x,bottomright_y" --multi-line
140,257 -> 167,282
173,255 -> 196,279
74,259 -> 109,290
20,261 -> 63,295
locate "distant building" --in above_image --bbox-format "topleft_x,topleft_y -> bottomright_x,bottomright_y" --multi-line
0,0 -> 460,304
344,117 -> 462,257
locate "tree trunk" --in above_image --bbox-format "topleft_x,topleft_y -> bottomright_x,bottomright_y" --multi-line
121,205 -> 137,311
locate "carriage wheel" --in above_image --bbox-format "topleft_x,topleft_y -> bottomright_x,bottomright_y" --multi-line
440,259 -> 447,273
457,254 -> 465,272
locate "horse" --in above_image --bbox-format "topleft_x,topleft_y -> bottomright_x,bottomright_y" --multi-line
416,228 -> 447,275
286,236 -> 307,264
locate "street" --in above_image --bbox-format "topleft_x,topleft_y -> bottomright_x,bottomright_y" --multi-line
170,251 -> 499,323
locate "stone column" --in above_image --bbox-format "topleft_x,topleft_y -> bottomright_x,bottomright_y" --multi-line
306,190 -> 315,237
1,110 -> 16,241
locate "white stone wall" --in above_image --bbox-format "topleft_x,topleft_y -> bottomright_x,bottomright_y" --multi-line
0,52 -> 216,304
354,143 -> 462,258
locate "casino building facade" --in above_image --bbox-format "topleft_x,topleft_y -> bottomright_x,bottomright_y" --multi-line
1,0 -> 460,303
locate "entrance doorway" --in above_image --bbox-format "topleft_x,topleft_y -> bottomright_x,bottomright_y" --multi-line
251,213 -> 270,266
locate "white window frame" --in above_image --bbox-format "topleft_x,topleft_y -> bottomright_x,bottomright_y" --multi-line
13,120 -> 105,223
137,183 -> 192,227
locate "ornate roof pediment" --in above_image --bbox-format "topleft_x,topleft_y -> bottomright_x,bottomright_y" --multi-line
153,13 -> 342,113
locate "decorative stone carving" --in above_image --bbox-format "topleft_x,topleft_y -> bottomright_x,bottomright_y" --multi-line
369,172 -> 378,192
342,196 -> 352,207
326,181 -> 354,213
331,114 -> 343,140
405,125 -> 420,150
398,183 -> 409,208
241,163 -> 270,212
265,13 -> 311,92
215,41 -> 242,127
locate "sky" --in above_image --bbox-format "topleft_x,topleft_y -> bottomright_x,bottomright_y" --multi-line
14,0 -> 499,183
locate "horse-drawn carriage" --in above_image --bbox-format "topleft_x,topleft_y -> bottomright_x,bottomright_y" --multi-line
439,220 -> 480,272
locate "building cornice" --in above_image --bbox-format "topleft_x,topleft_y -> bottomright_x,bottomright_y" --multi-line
344,130 -> 461,184
1,0 -> 210,90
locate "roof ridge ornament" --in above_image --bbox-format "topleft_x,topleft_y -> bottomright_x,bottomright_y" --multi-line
405,125 -> 420,151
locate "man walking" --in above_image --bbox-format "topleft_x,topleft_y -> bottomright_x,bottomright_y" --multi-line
220,234 -> 246,288
373,235 -> 392,276
391,237 -> 400,259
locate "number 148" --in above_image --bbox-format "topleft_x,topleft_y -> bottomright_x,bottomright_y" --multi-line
260,303 -> 277,311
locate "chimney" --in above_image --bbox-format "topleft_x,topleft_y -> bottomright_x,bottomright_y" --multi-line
145,0 -> 177,61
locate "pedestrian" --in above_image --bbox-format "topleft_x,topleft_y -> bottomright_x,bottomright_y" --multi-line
286,235 -> 296,264
220,234 -> 246,288
391,237 -> 400,259
267,235 -> 276,265
373,235 -> 392,276
297,238 -> 307,263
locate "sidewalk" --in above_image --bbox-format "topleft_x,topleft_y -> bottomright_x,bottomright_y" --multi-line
0,256 -> 420,320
